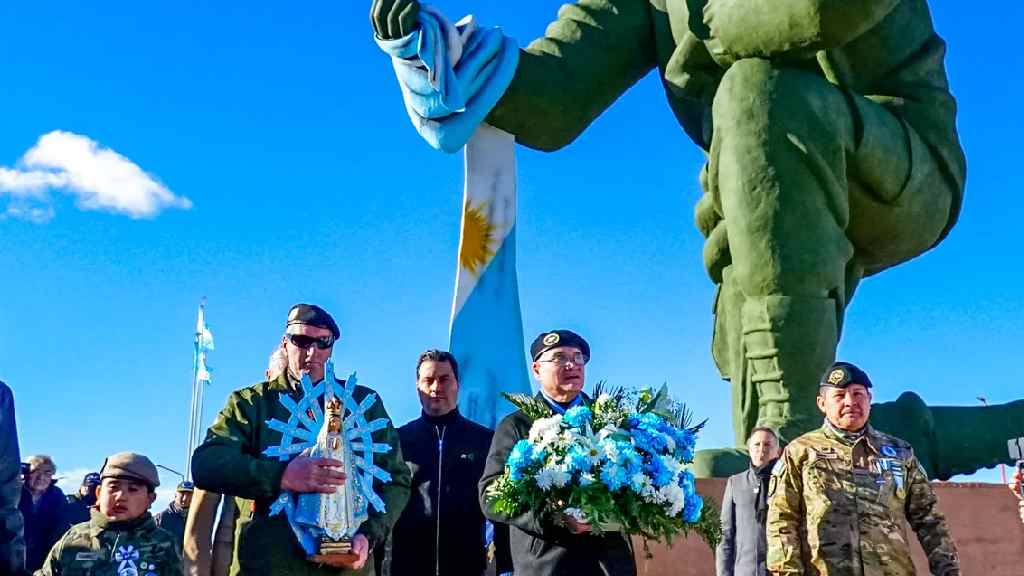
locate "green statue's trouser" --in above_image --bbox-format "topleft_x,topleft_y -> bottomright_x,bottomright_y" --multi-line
690,58 -> 1024,479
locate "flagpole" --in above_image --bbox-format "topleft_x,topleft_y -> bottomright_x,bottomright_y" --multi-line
185,298 -> 205,483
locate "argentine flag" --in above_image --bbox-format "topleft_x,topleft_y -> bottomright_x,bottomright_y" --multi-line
450,125 -> 531,428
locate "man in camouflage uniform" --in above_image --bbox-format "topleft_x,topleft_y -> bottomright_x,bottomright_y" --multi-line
191,304 -> 411,576
0,380 -> 25,575
766,362 -> 959,575
35,452 -> 181,576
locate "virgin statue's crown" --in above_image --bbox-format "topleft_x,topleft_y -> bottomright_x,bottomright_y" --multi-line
325,396 -> 342,414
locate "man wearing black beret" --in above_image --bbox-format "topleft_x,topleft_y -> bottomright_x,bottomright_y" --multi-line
192,304 -> 410,576
478,329 -> 636,576
766,361 -> 959,575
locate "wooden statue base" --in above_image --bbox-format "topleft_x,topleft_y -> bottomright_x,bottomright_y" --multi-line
309,538 -> 358,568
309,553 -> 360,568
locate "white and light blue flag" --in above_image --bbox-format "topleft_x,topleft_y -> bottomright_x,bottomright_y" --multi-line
449,125 -> 531,428
375,7 -> 530,427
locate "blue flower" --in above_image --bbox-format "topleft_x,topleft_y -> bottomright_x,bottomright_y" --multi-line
610,441 -> 643,474
563,406 -> 592,429
644,456 -> 674,488
566,445 -> 595,473
683,492 -> 703,523
600,464 -> 628,491
677,469 -> 695,493
631,428 -> 668,454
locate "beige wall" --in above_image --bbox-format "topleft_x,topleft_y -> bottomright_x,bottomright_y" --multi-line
635,479 -> 1024,576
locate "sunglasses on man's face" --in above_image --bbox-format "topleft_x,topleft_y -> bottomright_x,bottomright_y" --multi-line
287,334 -> 334,350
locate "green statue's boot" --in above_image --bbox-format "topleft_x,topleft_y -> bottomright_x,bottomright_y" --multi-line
694,295 -> 838,478
741,295 -> 838,444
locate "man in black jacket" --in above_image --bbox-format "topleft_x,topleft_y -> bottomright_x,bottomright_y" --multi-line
388,350 -> 511,576
18,455 -> 68,572
479,330 -> 636,576
63,472 -> 100,525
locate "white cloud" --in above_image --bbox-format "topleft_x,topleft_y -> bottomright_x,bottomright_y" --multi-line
56,467 -> 95,495
0,130 -> 191,221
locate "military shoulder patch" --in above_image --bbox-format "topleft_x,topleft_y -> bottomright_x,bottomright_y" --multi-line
881,445 -> 898,457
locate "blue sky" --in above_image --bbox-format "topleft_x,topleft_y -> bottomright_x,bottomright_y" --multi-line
2,1 -> 1021,506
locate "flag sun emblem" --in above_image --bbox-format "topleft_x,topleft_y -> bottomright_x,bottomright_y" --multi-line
459,201 -> 496,276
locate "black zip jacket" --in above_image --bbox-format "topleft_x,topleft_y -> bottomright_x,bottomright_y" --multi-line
388,409 -> 510,576
478,394 -> 636,576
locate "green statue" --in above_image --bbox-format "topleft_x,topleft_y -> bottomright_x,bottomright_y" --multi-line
370,0 -> 1024,478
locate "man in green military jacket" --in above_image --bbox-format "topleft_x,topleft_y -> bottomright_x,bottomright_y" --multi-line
766,362 -> 959,576
370,0 -> 1024,479
192,304 -> 411,576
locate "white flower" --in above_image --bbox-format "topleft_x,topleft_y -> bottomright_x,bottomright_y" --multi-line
564,507 -> 587,522
640,483 -> 661,503
661,455 -> 684,481
536,465 -> 570,491
579,472 -> 596,486
529,415 -> 564,449
658,484 -> 686,516
629,471 -> 650,493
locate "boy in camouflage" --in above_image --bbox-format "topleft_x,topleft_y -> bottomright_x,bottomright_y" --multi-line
35,452 -> 182,576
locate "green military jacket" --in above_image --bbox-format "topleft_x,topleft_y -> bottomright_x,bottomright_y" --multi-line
488,0 -> 964,240
35,511 -> 181,576
766,423 -> 959,576
191,374 -> 411,576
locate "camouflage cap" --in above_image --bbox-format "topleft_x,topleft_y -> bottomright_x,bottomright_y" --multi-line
821,361 -> 873,389
286,303 -> 341,339
100,452 -> 160,488
530,329 -> 590,361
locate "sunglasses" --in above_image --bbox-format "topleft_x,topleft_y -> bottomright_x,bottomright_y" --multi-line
287,334 -> 334,350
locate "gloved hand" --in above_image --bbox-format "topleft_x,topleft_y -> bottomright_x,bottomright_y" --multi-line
370,0 -> 420,40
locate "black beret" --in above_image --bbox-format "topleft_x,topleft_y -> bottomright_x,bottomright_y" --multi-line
287,304 -> 340,339
530,330 -> 590,361
820,361 -> 873,389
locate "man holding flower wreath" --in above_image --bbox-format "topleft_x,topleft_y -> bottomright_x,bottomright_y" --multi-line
478,329 -> 637,576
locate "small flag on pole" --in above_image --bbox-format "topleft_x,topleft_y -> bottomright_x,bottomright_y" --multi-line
186,300 -> 215,481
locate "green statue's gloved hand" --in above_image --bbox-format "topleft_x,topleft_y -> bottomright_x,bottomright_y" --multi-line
370,0 -> 420,41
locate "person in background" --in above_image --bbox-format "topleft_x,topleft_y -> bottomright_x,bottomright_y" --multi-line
1011,468 -> 1023,525
64,472 -> 100,525
155,481 -> 194,547
0,381 -> 25,575
387,349 -> 511,576
184,490 -> 245,576
18,455 -> 67,572
716,427 -> 781,576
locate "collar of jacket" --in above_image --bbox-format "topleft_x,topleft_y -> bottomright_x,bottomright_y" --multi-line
421,407 -> 462,427
821,420 -> 883,450
89,509 -> 155,536
273,372 -> 346,397
536,391 -> 590,415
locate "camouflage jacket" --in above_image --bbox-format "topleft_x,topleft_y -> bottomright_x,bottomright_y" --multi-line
191,374 -> 411,576
766,423 -> 959,576
35,511 -> 181,576
0,381 -> 25,575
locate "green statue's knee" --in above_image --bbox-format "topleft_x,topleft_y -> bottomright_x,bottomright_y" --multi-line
713,58 -> 850,143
